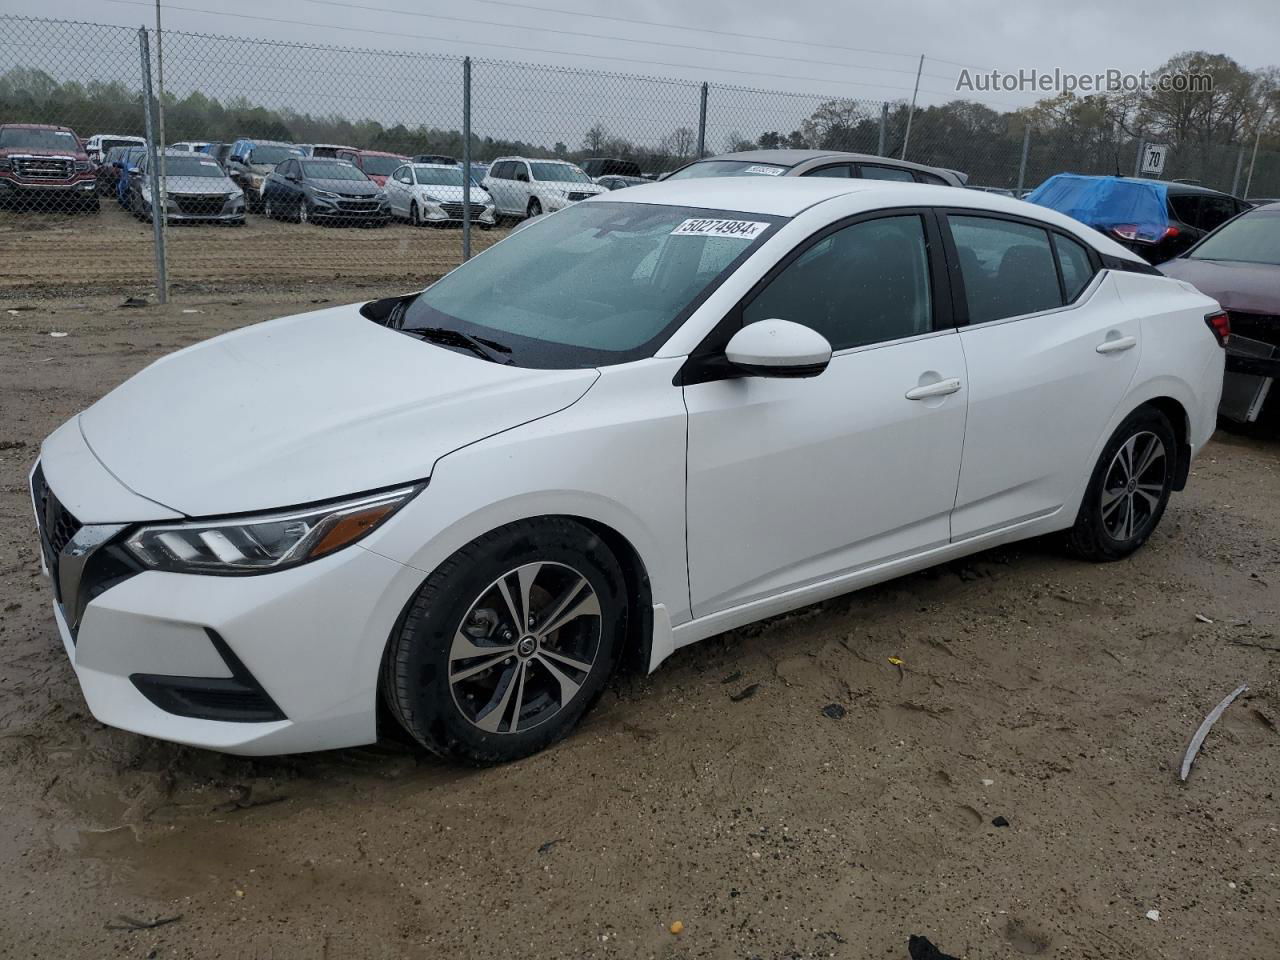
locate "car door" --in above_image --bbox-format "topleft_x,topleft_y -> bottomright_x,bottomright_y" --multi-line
684,210 -> 968,617
386,165 -> 408,216
945,212 -> 1142,540
485,161 -> 512,215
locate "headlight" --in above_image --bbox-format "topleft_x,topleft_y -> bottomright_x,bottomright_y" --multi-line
249,174 -> 265,187
123,485 -> 420,575
420,193 -> 442,203
313,188 -> 339,200
75,160 -> 93,173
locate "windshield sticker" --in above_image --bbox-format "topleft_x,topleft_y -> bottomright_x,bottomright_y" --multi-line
671,218 -> 771,240
743,165 -> 784,176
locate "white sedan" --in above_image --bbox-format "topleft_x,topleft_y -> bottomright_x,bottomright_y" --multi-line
30,178 -> 1225,763
382,162 -> 496,227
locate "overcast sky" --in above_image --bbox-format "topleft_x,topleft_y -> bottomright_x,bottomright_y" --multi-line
6,0 -> 1276,109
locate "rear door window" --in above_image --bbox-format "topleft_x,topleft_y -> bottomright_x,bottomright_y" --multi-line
801,164 -> 854,178
948,215 -> 1063,323
1052,233 -> 1096,302
858,164 -> 917,182
1168,195 -> 1201,227
1199,196 -> 1238,232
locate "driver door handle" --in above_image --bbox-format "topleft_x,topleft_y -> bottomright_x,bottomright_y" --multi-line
1096,335 -> 1138,354
905,377 -> 962,401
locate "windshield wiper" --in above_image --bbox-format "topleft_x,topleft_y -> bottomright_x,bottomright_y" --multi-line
410,326 -> 513,364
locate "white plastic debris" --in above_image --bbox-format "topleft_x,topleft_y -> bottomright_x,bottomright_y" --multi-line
49,331 -> 68,338
1145,909 -> 1160,922
1180,683 -> 1249,781
1195,613 -> 1214,624
981,779 -> 994,786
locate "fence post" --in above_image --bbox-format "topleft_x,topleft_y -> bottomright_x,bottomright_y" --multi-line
137,28 -> 168,304
1243,106 -> 1269,200
1230,146 -> 1245,196
696,82 -> 708,159
462,56 -> 471,262
153,2 -> 169,296
877,103 -> 888,156
1133,136 -> 1145,177
1016,123 -> 1032,194
901,54 -> 923,160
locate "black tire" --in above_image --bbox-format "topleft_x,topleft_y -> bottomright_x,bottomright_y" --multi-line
296,200 -> 309,225
410,201 -> 422,227
382,518 -> 627,765
263,197 -> 276,220
1066,406 -> 1177,561
526,197 -> 542,219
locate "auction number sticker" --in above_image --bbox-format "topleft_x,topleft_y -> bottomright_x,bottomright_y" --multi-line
743,165 -> 784,176
671,218 -> 770,239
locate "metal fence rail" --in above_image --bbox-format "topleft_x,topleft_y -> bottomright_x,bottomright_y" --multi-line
1,13 -> 1277,303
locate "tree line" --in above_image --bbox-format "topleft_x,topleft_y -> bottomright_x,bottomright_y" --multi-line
1,50 -> 1276,193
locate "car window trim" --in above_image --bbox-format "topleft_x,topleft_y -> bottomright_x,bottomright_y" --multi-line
936,207 -> 1103,328
855,162 -> 918,183
676,205 -> 954,386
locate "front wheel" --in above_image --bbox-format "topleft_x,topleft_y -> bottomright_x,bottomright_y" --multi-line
382,518 -> 627,764
410,200 -> 422,227
297,200 -> 309,225
1066,407 -> 1176,561
263,197 -> 276,220
526,197 -> 542,219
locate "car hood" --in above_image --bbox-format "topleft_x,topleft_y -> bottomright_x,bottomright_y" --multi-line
0,146 -> 86,161
77,304 -> 600,517
417,184 -> 490,204
310,177 -> 380,195
158,176 -> 237,194
1158,258 -> 1280,314
537,180 -> 607,195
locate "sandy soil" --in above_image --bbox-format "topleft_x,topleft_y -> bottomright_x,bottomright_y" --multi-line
0,202 -> 502,298
0,291 -> 1278,960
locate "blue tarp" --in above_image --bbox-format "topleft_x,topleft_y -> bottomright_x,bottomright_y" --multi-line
1025,174 -> 1169,243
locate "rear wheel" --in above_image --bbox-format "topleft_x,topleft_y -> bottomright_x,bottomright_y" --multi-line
1066,407 -> 1176,561
382,518 -> 627,764
526,197 -> 542,219
297,200 -> 309,225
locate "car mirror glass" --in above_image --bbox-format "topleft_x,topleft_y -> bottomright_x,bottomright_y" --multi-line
725,319 -> 832,379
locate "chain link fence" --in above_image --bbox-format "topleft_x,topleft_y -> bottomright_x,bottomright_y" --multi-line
2,13 -> 1278,303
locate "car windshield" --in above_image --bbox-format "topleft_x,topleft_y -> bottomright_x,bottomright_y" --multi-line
0,128 -> 79,152
665,160 -> 789,180
529,162 -> 592,184
414,165 -> 465,187
158,156 -> 226,178
102,138 -> 140,152
402,201 -> 782,367
301,160 -> 367,181
250,145 -> 304,165
361,155 -> 402,176
1188,210 -> 1280,265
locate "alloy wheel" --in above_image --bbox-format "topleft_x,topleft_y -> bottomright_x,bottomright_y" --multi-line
264,198 -> 274,219
1101,430 -> 1166,541
298,201 -> 308,224
448,561 -> 602,735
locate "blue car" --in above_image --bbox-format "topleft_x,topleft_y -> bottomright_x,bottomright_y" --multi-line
116,145 -> 147,209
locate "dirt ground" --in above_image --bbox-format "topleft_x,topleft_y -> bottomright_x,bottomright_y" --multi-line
0,290 -> 1278,960
0,202 -> 502,298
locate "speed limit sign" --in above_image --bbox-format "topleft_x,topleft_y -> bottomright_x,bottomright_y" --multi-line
1140,143 -> 1168,176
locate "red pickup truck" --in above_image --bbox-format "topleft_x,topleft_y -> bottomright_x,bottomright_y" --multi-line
0,123 -> 99,212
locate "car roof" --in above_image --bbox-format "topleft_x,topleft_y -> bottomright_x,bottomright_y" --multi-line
0,122 -> 74,130
412,162 -> 458,168
349,149 -> 403,157
591,177 -> 1148,259
1124,176 -> 1235,198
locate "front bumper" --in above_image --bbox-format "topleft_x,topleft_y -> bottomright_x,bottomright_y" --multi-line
310,197 -> 389,220
0,175 -> 97,197
31,453 -> 425,755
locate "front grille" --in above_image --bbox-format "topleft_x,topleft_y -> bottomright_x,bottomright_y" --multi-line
172,194 -> 226,216
567,191 -> 592,201
440,201 -> 486,219
15,157 -> 73,180
31,464 -> 82,599
336,198 -> 379,212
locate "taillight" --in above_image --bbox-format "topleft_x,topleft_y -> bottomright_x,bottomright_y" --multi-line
1163,226 -> 1179,239
1111,224 -> 1140,241
1204,311 -> 1230,347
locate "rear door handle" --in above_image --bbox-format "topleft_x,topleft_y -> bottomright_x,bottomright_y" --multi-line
905,377 -> 962,401
1096,335 -> 1138,354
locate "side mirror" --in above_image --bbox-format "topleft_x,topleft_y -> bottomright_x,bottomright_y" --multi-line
725,319 -> 832,378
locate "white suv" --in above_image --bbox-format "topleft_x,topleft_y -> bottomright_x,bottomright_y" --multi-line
482,156 -> 607,220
